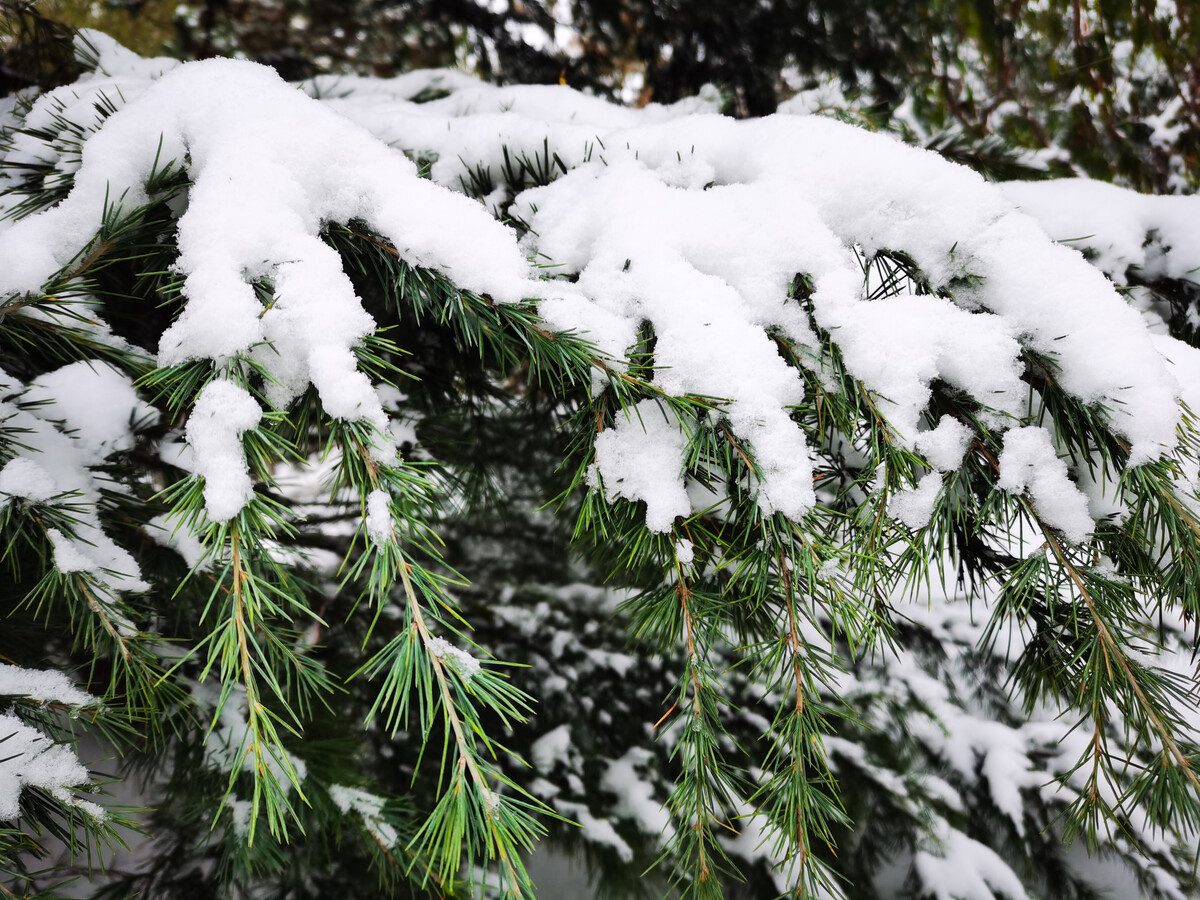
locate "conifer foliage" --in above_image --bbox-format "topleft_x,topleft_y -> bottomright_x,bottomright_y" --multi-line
1,30 -> 1199,900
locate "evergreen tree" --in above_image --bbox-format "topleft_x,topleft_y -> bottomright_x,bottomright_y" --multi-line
1,27 -> 1199,900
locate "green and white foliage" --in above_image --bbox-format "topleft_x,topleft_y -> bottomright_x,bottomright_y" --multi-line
15,1 -> 1199,191
911,0 -> 1199,194
1,30 -> 1199,900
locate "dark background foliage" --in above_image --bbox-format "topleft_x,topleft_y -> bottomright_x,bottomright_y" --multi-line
3,0 -> 1198,189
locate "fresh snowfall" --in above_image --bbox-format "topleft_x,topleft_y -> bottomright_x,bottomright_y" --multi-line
1,29 -> 1199,900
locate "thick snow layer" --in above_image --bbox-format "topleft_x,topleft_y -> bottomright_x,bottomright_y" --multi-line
0,665 -> 99,822
0,457 -> 57,503
590,400 -> 692,532
0,664 -> 97,707
3,363 -> 151,482
524,168 -> 821,518
814,288 -> 1024,444
0,50 -> 546,520
24,361 -> 159,463
496,96 -> 1178,519
0,39 -> 1193,533
997,427 -> 1094,543
0,714 -> 95,820
335,82 -> 1186,469
185,380 -> 263,522
0,57 -> 533,313
1002,179 -> 1200,283
915,417 -> 973,472
0,32 -> 178,224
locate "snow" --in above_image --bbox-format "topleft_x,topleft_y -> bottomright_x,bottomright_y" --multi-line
915,417 -> 973,472
776,75 -> 852,117
196,683 -> 307,787
427,637 -> 481,681
228,797 -> 254,837
600,748 -> 674,840
590,399 -> 691,532
518,164 -> 825,518
47,527 -> 102,573
0,665 -> 100,822
997,426 -> 1094,542
3,39 -> 1200,893
497,102 -> 1179,515
719,795 -> 795,895
0,714 -> 97,821
530,724 -> 572,772
0,362 -> 154,598
890,472 -> 943,530
554,799 -> 634,862
480,785 -> 502,816
913,823 -> 1026,900
0,457 -> 58,503
365,489 -> 392,544
583,648 -> 635,676
840,591 -> 1200,897
3,40 -> 1193,537
814,289 -> 1024,444
1002,177 -> 1200,283
0,367 -> 141,494
0,51 -> 550,524
529,777 -> 559,798
76,28 -> 181,82
826,736 -> 911,796
872,602 -> 1048,839
53,53 -> 1169,529
0,664 -> 98,707
974,720 -> 1037,837
0,54 -> 535,314
329,783 -> 398,847
24,361 -> 159,463
185,380 -> 263,521
484,111 -> 1175,464
146,513 -> 209,568
45,521 -> 148,596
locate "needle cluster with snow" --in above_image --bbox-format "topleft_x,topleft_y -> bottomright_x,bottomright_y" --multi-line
3,28 -> 1200,900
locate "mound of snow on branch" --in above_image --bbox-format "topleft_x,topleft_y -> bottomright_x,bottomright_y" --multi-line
2,32 -> 1199,535
0,664 -> 102,821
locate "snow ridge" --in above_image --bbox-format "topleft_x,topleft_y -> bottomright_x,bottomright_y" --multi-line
2,37 -> 1197,534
